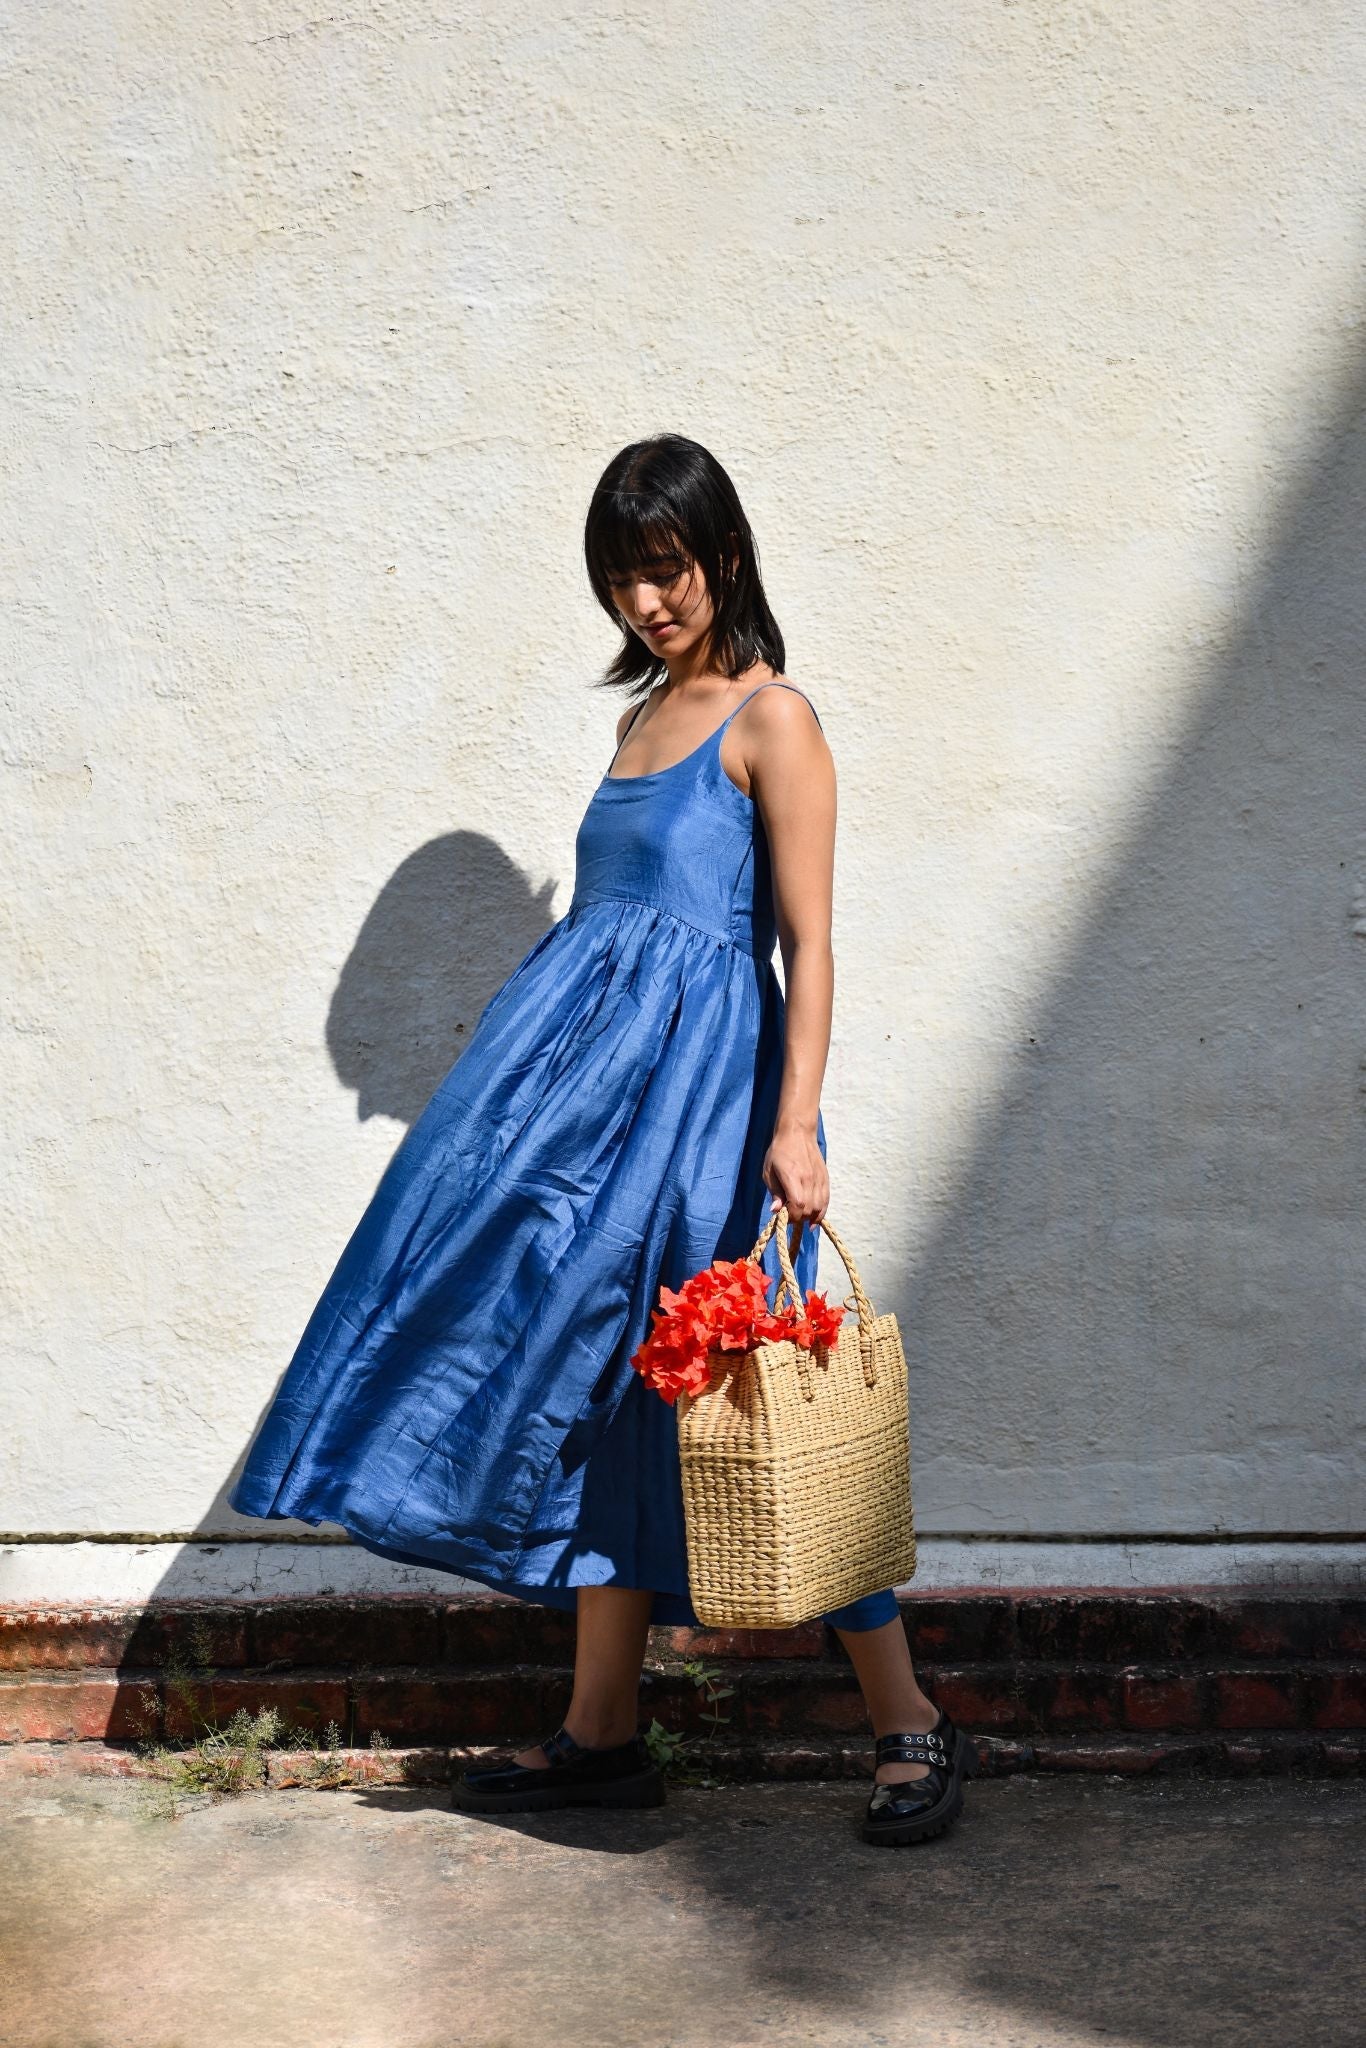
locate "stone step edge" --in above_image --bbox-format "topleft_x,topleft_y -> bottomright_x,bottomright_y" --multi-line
2,1730 -> 1364,1787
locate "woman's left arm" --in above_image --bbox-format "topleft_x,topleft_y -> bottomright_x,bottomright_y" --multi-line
745,687 -> 837,1227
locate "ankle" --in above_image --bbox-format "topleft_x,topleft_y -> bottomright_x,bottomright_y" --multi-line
872,1689 -> 939,1740
562,1705 -> 639,1750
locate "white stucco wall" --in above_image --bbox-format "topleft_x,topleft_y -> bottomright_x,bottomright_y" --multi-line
5,3 -> 1364,1584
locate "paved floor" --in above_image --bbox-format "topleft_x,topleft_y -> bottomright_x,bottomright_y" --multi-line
1,1772 -> 1361,2047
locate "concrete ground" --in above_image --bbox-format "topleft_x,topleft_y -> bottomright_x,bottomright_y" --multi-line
1,1773 -> 1361,2048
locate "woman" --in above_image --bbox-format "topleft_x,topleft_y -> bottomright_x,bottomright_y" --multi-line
228,434 -> 975,1846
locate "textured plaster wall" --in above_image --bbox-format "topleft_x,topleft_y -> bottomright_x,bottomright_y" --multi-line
4,3 -> 1364,1563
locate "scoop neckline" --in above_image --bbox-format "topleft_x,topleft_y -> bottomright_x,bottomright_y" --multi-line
601,728 -> 722,785
600,680 -> 784,786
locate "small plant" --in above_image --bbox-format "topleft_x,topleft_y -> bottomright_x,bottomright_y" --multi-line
680,1657 -> 735,1737
127,1620 -> 394,1819
640,1655 -> 738,1787
641,1717 -> 690,1774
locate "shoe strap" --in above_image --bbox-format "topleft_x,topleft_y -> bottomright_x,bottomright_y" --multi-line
875,1726 -> 950,1765
540,1724 -> 584,1765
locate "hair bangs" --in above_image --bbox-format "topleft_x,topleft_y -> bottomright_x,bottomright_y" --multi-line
584,434 -> 785,696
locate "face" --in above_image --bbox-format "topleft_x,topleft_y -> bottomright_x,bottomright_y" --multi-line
606,545 -> 715,662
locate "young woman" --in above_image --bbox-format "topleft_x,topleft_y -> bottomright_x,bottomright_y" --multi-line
229,434 -> 975,1846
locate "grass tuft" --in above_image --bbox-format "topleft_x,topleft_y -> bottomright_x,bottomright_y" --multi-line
127,1617 -> 395,1820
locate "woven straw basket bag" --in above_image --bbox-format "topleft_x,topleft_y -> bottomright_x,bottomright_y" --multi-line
676,1202 -> 917,1628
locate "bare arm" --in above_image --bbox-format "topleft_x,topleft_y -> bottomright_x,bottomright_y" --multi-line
739,686 -> 836,1228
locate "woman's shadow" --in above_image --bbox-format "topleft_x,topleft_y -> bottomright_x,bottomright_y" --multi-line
327,830 -> 559,1130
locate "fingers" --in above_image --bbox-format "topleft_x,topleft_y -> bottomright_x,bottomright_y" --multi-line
762,1157 -> 830,1225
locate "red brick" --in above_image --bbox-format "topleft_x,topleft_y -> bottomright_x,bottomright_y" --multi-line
0,1608 -> 138,1672
651,1622 -> 825,1661
1212,1669 -> 1303,1729
0,1604 -> 250,1673
690,1668 -> 864,1739
1015,1595 -> 1209,1663
895,1595 -> 1016,1661
1324,1602 -> 1366,1658
929,1668 -> 1023,1731
1024,1667 -> 1122,1731
350,1670 -> 566,1744
0,1673 -> 156,1744
1206,1597 -> 1333,1661
1305,1670 -> 1366,1730
248,1597 -> 443,1669
1121,1668 -> 1208,1731
443,1599 -> 576,1667
162,1674 -> 349,1742
797,1685 -> 873,1735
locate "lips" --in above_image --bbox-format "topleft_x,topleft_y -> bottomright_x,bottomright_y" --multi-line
646,622 -> 676,636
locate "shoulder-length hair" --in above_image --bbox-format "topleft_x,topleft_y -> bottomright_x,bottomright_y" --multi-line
583,434 -> 786,700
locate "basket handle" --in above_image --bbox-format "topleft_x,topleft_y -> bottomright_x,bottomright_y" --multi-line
748,1203 -> 879,1389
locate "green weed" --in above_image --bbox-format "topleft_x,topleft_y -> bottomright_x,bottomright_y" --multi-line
641,1655 -> 737,1786
127,1616 -> 393,1819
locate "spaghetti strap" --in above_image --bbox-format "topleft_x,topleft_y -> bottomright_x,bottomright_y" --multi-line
608,678 -> 821,776
719,679 -> 823,734
607,696 -> 649,771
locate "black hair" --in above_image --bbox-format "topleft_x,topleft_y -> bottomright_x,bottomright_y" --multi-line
583,434 -> 786,700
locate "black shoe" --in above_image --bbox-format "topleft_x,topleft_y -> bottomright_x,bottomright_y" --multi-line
451,1723 -> 666,1814
860,1707 -> 979,1847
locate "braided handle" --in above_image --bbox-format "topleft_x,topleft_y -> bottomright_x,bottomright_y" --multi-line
748,1203 -> 879,1390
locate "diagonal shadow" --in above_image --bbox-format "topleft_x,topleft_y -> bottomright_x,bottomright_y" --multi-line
659,316 -> 1366,2046
903,346 -> 1366,1544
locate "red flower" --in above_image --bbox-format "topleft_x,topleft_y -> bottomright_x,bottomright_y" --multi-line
630,1251 -> 846,1405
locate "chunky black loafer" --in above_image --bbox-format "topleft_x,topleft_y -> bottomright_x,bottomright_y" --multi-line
860,1707 -> 979,1847
451,1723 -> 666,1814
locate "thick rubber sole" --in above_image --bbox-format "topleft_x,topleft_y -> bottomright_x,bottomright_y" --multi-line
451,1766 -> 667,1815
860,1727 -> 979,1847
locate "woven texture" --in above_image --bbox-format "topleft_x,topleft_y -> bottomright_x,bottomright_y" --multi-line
676,1204 -> 917,1628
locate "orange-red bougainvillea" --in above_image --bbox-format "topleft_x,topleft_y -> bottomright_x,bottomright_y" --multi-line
630,1254 -> 846,1405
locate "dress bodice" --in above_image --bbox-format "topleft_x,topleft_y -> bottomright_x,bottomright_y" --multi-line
569,680 -> 822,961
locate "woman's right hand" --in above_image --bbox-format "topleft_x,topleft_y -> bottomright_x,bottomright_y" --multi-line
761,1122 -> 829,1227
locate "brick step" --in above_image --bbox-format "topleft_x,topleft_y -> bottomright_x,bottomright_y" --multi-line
2,1729 -> 1363,1786
1,1590 -> 1361,1753
3,1588 -> 1363,1673
2,1654 -> 1362,1746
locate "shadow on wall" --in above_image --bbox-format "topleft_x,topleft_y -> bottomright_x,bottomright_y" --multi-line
906,349 -> 1366,1541
325,830 -> 559,1129
119,309 -> 1364,2048
194,325 -> 1362,1566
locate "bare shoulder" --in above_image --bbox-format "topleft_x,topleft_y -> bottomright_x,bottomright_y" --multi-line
736,673 -> 824,743
722,673 -> 829,800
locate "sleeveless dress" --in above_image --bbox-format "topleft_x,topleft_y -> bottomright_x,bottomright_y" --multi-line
228,680 -> 898,1630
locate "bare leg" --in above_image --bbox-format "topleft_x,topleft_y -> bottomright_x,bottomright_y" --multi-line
832,1615 -> 941,1784
514,1585 -> 654,1768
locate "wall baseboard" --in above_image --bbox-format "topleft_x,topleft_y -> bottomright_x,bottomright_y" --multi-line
2,1536 -> 1364,1608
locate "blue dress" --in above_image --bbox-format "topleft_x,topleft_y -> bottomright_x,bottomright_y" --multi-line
228,679 -> 898,1631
